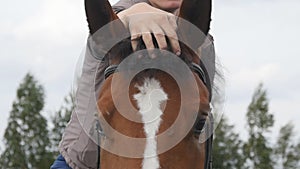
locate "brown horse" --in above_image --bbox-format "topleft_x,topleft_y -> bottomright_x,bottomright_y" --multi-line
85,0 -> 213,168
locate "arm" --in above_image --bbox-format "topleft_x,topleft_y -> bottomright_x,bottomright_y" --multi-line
112,0 -> 147,13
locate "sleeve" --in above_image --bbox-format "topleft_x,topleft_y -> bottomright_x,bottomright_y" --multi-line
112,0 -> 148,13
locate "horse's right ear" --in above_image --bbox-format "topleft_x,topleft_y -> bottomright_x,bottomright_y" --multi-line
85,0 -> 121,35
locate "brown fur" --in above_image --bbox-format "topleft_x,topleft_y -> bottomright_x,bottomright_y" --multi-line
97,70 -> 209,169
85,0 -> 212,168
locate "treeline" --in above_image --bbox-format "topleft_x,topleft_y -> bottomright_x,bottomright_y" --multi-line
0,73 -> 300,169
0,73 -> 73,168
212,84 -> 300,169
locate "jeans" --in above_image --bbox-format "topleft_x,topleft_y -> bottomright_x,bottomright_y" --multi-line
50,154 -> 72,169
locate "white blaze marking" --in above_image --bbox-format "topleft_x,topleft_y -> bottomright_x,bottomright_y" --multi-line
134,78 -> 168,169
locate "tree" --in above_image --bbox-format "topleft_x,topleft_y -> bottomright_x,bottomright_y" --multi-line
51,91 -> 74,156
213,115 -> 245,169
243,83 -> 274,169
0,104 -> 27,168
0,73 -> 53,168
275,123 -> 300,168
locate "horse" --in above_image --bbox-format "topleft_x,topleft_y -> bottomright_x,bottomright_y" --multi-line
85,0 -> 213,168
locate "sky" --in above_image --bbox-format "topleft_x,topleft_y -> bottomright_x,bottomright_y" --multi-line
0,0 -> 300,151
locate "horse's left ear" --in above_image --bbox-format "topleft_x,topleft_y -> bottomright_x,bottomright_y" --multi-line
85,0 -> 122,35
178,0 -> 212,47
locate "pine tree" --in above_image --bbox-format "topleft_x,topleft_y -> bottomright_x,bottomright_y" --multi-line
0,73 -> 53,168
0,103 -> 28,168
275,123 -> 300,168
296,142 -> 300,166
213,115 -> 244,169
51,91 -> 74,156
243,83 -> 274,169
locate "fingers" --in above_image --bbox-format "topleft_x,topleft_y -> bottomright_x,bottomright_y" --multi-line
142,32 -> 155,50
164,15 -> 181,55
130,32 -> 158,52
161,23 -> 181,55
130,29 -> 165,52
153,32 -> 168,50
128,14 -> 181,56
130,33 -> 140,51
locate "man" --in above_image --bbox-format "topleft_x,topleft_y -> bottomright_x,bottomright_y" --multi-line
51,0 -> 215,168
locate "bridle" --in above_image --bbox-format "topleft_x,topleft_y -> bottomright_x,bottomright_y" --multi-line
104,62 -> 207,85
99,60 -> 214,169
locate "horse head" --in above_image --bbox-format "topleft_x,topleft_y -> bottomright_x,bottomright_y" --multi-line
85,0 -> 212,168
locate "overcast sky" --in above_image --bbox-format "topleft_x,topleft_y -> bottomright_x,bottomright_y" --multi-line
0,0 -> 299,150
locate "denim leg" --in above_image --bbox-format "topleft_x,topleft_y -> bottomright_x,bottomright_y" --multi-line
50,154 -> 72,169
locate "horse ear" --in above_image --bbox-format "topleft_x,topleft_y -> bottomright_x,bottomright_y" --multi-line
85,0 -> 119,35
178,0 -> 212,48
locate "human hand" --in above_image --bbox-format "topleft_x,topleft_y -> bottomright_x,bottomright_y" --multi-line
117,2 -> 181,56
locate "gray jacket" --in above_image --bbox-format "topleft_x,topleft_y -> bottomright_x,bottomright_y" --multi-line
59,0 -> 215,168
